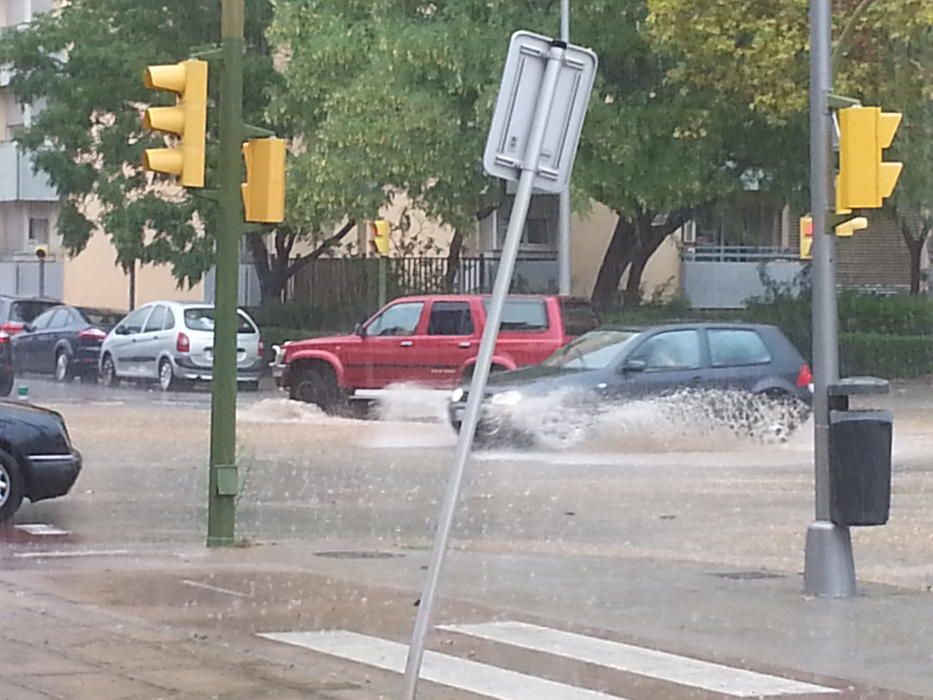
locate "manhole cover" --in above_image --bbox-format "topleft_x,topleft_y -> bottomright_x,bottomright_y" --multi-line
708,571 -> 784,581
314,551 -> 404,560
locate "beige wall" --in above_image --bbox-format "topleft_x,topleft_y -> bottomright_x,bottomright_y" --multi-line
570,202 -> 681,301
62,228 -> 203,310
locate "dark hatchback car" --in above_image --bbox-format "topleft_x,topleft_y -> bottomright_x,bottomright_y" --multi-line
450,323 -> 813,445
12,305 -> 124,382
0,400 -> 82,522
0,295 -> 60,336
0,332 -> 13,397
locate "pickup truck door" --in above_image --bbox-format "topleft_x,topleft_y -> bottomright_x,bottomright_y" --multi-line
414,300 -> 478,388
354,301 -> 426,388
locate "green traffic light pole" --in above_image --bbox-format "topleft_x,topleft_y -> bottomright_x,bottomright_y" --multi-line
207,0 -> 245,547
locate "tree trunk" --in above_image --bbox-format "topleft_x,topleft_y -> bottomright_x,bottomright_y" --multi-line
623,251 -> 648,307
444,230 -> 464,291
906,237 -> 924,295
896,211 -> 931,296
591,214 -> 638,310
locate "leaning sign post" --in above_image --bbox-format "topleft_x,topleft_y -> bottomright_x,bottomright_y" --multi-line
400,31 -> 597,698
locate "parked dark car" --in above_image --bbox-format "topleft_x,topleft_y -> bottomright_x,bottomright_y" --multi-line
0,295 -> 60,336
0,332 -> 13,397
449,323 -> 813,446
0,400 -> 82,521
12,305 -> 124,382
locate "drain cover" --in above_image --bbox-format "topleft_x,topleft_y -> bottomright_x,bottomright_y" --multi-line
314,551 -> 404,560
708,571 -> 784,581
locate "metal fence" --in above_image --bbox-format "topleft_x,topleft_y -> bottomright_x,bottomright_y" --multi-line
682,245 -> 800,262
287,254 -> 559,308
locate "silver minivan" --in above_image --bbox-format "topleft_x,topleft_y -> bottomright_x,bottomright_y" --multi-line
99,301 -> 263,391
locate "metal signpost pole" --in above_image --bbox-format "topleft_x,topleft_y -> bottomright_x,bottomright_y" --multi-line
400,42 -> 568,700
557,0 -> 572,295
207,0 -> 244,547
803,0 -> 855,597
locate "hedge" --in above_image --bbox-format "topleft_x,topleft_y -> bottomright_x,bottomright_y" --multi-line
840,333 -> 933,379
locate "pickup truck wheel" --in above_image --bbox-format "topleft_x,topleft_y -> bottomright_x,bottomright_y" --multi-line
0,448 -> 25,523
291,365 -> 344,415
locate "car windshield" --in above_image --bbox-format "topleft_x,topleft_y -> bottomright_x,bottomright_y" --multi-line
541,329 -> 640,370
78,308 -> 123,328
184,308 -> 257,334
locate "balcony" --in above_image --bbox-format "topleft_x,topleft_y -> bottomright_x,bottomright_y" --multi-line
681,245 -> 806,309
0,141 -> 59,203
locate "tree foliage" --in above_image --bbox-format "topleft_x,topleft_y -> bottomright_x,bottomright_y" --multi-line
648,0 -> 933,292
0,0 -> 277,285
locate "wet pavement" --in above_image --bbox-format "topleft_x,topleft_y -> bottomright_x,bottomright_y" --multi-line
1,376 -> 932,698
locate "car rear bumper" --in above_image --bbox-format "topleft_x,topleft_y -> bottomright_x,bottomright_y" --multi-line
175,355 -> 263,383
27,450 -> 82,502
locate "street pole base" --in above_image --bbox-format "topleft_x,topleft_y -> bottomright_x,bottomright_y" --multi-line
206,535 -> 235,548
804,520 -> 856,598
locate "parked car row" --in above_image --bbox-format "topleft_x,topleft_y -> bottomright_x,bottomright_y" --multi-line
0,294 -> 263,393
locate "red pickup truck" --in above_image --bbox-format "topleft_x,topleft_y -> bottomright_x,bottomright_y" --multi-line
274,294 -> 598,412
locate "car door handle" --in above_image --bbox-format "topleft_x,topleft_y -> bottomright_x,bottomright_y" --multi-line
400,341 -> 413,347
457,341 -> 471,349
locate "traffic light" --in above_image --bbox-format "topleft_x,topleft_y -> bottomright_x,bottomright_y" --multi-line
34,245 -> 48,261
837,106 -> 903,210
241,138 -> 286,223
370,219 -> 391,256
142,59 -> 208,188
799,216 -> 813,260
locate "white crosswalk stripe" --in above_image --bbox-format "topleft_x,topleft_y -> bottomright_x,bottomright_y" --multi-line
258,621 -> 841,699
14,523 -> 70,536
259,630 -> 623,699
439,621 -> 839,697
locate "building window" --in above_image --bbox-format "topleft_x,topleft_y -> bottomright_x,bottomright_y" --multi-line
28,218 -> 50,246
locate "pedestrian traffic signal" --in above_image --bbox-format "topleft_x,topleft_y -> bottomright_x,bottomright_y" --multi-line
799,216 -> 813,260
837,106 -> 903,210
241,138 -> 286,223
142,59 -> 208,188
370,219 -> 391,256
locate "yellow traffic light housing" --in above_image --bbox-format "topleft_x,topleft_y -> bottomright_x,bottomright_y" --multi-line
142,59 -> 208,188
370,219 -> 391,256
834,217 -> 868,238
799,216 -> 813,260
241,138 -> 286,223
837,106 -> 903,210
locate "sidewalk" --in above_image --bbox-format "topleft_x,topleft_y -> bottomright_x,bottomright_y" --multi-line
0,574 -> 372,700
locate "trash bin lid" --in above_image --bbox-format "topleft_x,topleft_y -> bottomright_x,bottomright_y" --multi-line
828,376 -> 890,396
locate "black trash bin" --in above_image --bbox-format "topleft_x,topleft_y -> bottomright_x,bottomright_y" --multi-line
829,408 -> 893,526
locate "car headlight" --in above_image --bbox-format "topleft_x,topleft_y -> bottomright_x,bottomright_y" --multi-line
450,387 -> 465,402
491,390 -> 522,407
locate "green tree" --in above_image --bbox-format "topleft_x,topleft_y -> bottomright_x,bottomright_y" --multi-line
0,0 -> 360,304
272,0 -> 758,308
648,0 -> 933,293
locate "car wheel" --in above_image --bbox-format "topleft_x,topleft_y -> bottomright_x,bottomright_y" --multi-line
0,448 -> 25,523
54,350 -> 72,383
159,359 -> 178,392
100,354 -> 119,387
290,365 -> 344,414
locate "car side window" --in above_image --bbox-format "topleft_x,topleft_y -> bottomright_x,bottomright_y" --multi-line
630,330 -> 702,371
366,302 -> 424,337
47,309 -> 70,329
428,302 -> 474,336
118,307 -> 151,336
30,308 -> 56,331
708,329 -> 772,367
162,308 -> 176,331
144,305 -> 167,333
484,299 -> 549,332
